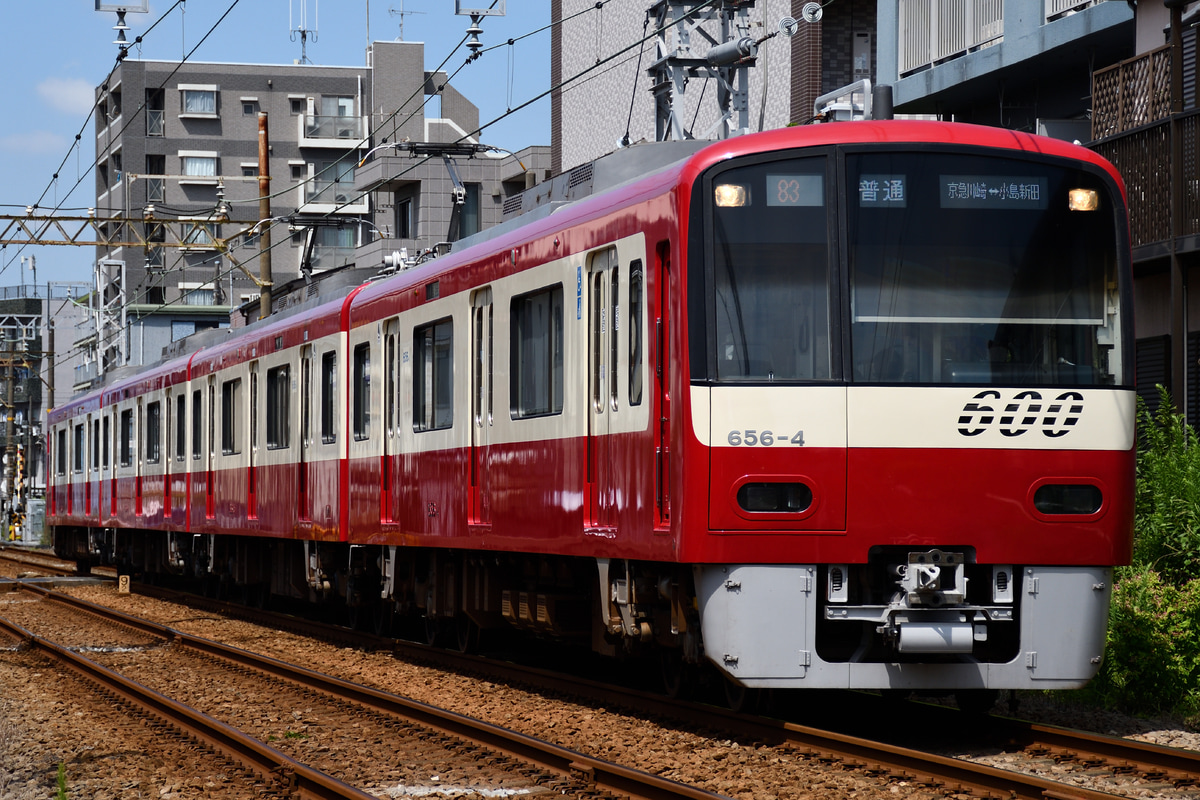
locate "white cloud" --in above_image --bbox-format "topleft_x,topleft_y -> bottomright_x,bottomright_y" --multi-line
37,77 -> 95,116
0,132 -> 69,155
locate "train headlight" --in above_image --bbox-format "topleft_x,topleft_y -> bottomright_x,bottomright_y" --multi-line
1068,188 -> 1100,212
714,183 -> 748,207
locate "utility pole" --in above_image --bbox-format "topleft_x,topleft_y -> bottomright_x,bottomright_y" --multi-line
258,112 -> 274,321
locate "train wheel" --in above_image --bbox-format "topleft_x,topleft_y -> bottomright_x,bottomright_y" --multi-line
372,604 -> 394,637
424,616 -> 444,647
454,616 -> 480,654
954,689 -> 999,714
660,649 -> 688,699
724,678 -> 758,713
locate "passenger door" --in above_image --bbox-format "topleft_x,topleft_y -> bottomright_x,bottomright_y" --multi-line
469,289 -> 493,526
587,248 -> 619,530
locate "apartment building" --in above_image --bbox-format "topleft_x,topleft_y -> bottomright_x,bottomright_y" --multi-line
88,39 -> 544,389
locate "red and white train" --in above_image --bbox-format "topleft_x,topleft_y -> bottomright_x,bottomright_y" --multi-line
49,120 -> 1134,698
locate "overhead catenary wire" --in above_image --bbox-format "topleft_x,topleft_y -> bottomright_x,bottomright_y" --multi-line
1,0 -> 238,283
49,1 -> 721,368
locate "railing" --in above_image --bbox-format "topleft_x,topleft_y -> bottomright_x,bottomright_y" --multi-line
1088,110 -> 1200,250
305,181 -> 356,205
146,109 -> 164,137
1091,46 -> 1173,140
899,0 -> 1004,75
304,115 -> 363,140
1045,0 -> 1095,21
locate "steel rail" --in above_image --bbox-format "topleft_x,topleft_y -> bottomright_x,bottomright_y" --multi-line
127,582 -> 1182,799
0,611 -> 376,800
21,583 -> 731,800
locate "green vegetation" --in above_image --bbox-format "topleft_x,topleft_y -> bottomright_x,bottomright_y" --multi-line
1085,390 -> 1200,724
55,762 -> 67,800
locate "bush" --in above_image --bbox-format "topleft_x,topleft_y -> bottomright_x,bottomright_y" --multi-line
1089,567 -> 1200,720
1134,391 -> 1200,585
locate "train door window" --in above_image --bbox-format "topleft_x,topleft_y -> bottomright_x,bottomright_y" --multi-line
146,401 -> 161,463
414,319 -> 453,432
511,285 -> 564,418
73,424 -> 84,473
353,343 -> 371,440
591,271 -> 604,412
176,394 -> 187,461
222,378 -> 241,455
192,390 -> 202,459
249,364 -> 259,453
301,347 -> 312,444
610,265 -> 620,411
320,351 -> 337,444
120,409 -> 134,466
91,419 -> 101,470
385,333 -> 396,435
267,364 -> 291,448
56,428 -> 66,475
629,260 -> 644,406
472,290 -> 494,426
208,381 -> 216,459
102,415 -> 110,468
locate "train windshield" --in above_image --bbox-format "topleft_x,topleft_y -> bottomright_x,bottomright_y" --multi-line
846,151 -> 1125,386
700,147 -> 1128,387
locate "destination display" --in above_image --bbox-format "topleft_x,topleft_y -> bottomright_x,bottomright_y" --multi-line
940,175 -> 1048,209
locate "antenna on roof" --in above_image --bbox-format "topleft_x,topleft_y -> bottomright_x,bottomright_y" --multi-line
388,1 -> 426,41
290,0 -> 319,64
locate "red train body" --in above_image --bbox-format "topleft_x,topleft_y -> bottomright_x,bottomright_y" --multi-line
49,121 -> 1135,694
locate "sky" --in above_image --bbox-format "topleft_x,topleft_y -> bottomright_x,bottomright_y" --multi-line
0,1 -> 551,289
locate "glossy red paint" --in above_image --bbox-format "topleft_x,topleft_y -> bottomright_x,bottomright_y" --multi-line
46,122 -> 1132,589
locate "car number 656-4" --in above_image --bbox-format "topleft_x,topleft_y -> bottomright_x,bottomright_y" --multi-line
726,430 -> 805,446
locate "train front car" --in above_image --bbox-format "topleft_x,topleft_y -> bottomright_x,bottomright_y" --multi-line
681,122 -> 1134,693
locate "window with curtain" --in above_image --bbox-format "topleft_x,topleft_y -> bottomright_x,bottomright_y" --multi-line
181,89 -> 216,114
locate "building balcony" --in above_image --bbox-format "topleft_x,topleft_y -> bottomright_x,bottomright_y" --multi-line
899,0 -> 1004,75
298,114 -> 367,148
1091,45 -> 1173,140
298,182 -> 368,214
1088,109 -> 1200,261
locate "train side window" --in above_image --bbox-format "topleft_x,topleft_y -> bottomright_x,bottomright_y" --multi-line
146,401 -> 161,463
353,343 -> 371,440
511,285 -> 564,418
414,318 -> 453,432
629,261 -> 644,406
267,364 -> 291,448
73,423 -> 84,473
321,351 -> 337,444
192,390 -> 202,460
222,378 -> 242,455
55,428 -> 67,476
176,394 -> 187,461
120,409 -> 134,467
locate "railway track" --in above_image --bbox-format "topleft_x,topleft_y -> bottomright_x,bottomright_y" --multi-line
120,580 -> 1200,799
0,546 -> 81,578
3,581 -> 731,800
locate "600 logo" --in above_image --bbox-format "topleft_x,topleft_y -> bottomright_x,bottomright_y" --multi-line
957,390 -> 1083,438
